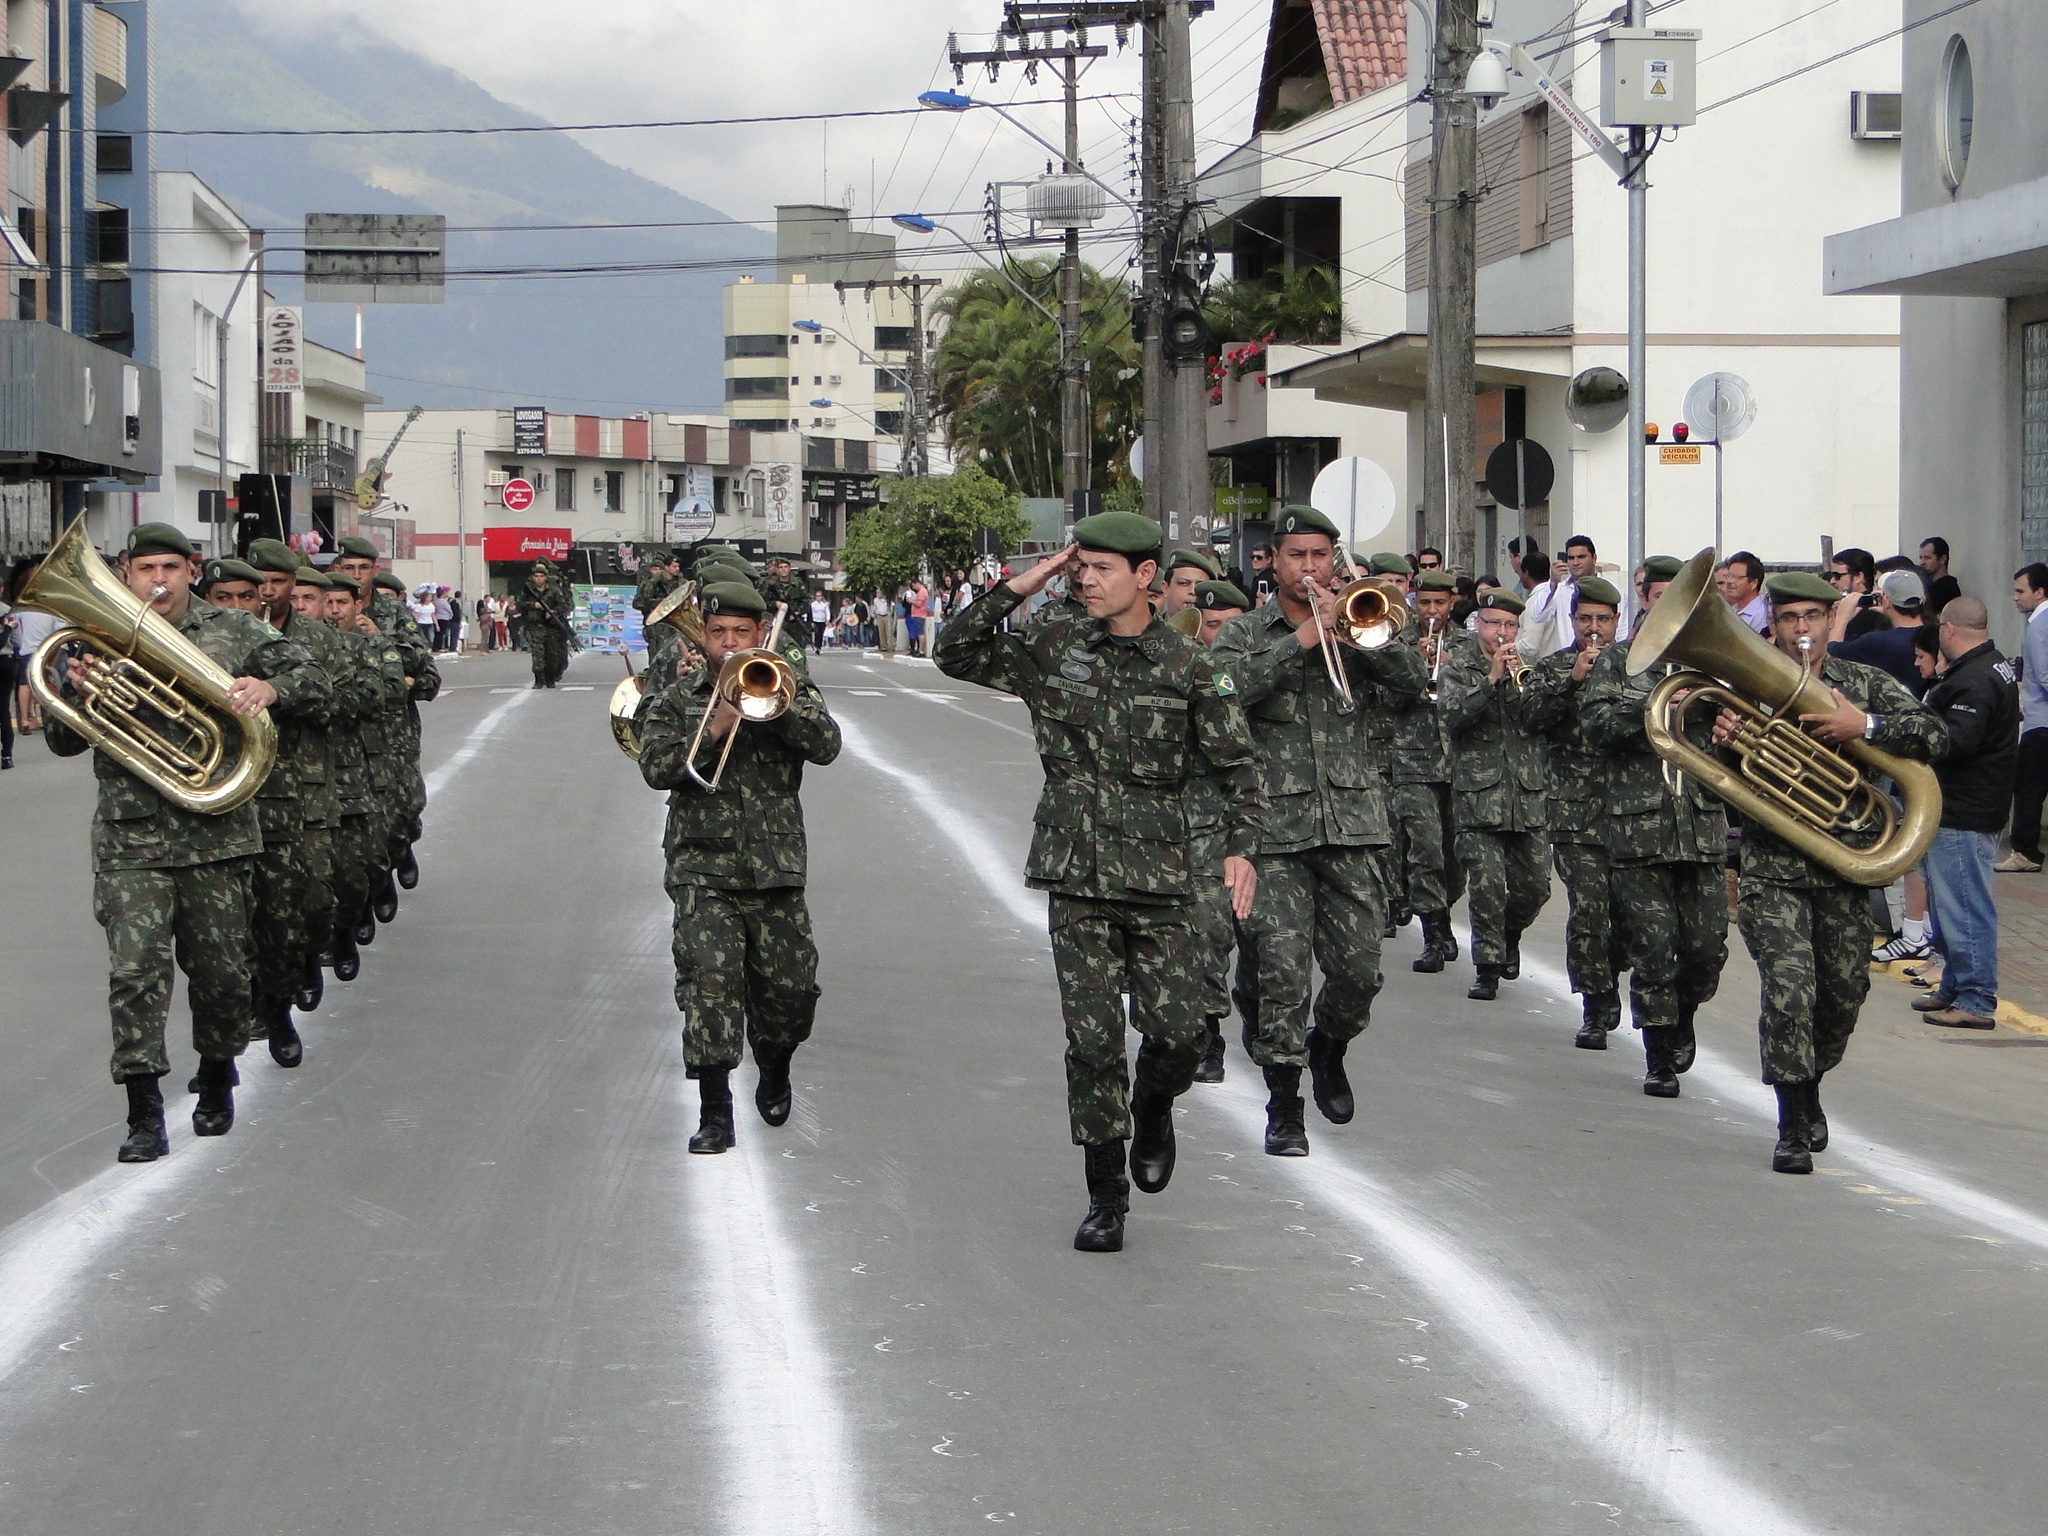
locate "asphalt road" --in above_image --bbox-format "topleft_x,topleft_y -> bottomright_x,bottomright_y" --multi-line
2,645 -> 2046,1536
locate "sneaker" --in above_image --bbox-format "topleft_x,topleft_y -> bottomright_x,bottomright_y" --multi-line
1870,935 -> 1932,965
1994,852 -> 2043,873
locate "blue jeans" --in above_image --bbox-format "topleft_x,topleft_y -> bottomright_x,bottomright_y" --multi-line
1923,827 -> 1999,1016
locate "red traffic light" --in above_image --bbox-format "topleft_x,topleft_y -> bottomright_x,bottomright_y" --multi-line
1673,422 -> 1690,443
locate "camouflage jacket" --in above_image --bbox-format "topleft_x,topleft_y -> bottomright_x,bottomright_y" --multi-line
1579,637 -> 1730,867
1209,598 -> 1426,855
759,573 -> 810,621
633,568 -> 679,617
1736,656 -> 1947,888
638,657 -> 841,892
1527,645 -> 1606,844
330,627 -> 406,814
45,599 -> 327,872
1436,646 -> 1549,834
512,581 -> 570,633
936,584 -> 1264,904
1390,625 -> 1474,784
253,607 -> 366,835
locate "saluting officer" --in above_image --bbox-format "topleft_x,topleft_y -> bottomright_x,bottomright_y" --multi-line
1712,571 -> 1947,1173
1390,570 -> 1469,971
1529,575 -> 1626,1046
937,515 -> 1263,1254
1183,577 -> 1254,1084
1211,505 -> 1427,1157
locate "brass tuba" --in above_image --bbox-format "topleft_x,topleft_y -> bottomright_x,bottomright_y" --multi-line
609,581 -> 706,760
1626,548 -> 1941,886
683,603 -> 798,791
19,517 -> 277,814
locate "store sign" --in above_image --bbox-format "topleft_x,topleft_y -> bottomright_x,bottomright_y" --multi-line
513,405 -> 547,456
762,462 -> 800,533
670,464 -> 715,539
262,306 -> 303,393
1214,485 -> 1270,520
482,525 -> 572,562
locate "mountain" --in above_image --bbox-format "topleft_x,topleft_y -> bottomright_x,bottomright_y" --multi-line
151,0 -> 771,413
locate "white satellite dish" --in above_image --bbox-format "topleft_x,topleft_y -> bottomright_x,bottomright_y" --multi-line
1127,437 -> 1144,484
1683,372 -> 1758,443
1310,457 -> 1398,548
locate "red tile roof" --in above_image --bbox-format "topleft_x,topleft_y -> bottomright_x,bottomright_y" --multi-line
1309,0 -> 1407,104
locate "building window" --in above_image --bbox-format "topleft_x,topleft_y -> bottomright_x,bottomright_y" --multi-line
94,207 -> 130,265
875,410 -> 905,436
555,467 -> 575,511
92,278 -> 133,345
2023,323 -> 2048,565
96,134 -> 134,175
193,305 -> 221,386
1941,34 -> 1974,190
1516,107 -> 1550,252
605,470 -> 625,512
875,367 -> 903,393
725,375 -> 789,399
874,326 -> 913,351
725,333 -> 789,358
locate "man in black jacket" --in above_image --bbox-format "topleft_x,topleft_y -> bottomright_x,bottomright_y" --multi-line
1916,597 -> 2019,1029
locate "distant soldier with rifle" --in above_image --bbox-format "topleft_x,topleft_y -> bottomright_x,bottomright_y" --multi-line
516,558 -> 571,688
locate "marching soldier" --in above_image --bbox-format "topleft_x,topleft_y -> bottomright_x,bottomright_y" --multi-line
321,574 -> 405,981
515,559 -> 571,688
1160,547 -> 1222,618
44,524 -> 326,1160
1528,575 -> 1626,1046
1184,578 -> 1253,1083
1580,556 -> 1731,1097
1212,506 -> 1426,1156
634,548 -> 681,618
372,570 -> 440,900
284,565 -> 352,1009
1361,555 -> 1413,941
1438,590 -> 1551,1000
938,518 -> 1263,1253
1391,571 -> 1468,971
1711,571 -> 1947,1173
638,582 -> 842,1155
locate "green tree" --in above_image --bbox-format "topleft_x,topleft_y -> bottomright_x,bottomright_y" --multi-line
839,466 -> 1029,595
1201,265 -> 1343,346
931,260 -> 1143,498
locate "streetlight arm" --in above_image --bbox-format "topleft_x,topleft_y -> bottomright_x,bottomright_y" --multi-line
897,220 -> 1059,322
920,92 -> 1138,215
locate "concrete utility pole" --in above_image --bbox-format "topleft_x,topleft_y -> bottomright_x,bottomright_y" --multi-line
906,278 -> 933,479
1423,0 -> 1479,573
1156,0 -> 1208,551
1624,0 -> 1648,599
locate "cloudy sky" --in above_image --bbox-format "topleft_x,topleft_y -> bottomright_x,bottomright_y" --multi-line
239,0 -> 1273,258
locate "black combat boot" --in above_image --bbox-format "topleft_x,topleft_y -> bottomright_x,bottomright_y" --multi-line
1412,912 -> 1449,973
353,902 -> 377,947
1671,1005 -> 1698,1074
754,1041 -> 796,1127
296,956 -> 324,1013
1262,1064 -> 1309,1157
395,844 -> 420,890
688,1070 -> 736,1155
1574,1000 -> 1609,1050
1128,1082 -> 1177,1193
1305,1027 -> 1354,1123
1501,928 -> 1524,980
1772,1082 -> 1813,1174
1640,1028 -> 1680,1098
1074,1141 -> 1129,1253
254,992 -> 303,1068
329,925 -> 361,983
1467,964 -> 1502,1002
1192,1021 -> 1226,1084
192,1057 -> 236,1137
373,869 -> 399,925
1441,920 -> 1461,963
187,1059 -> 240,1094
117,1076 -> 169,1163
1805,1076 -> 1829,1154
531,676 -> 544,690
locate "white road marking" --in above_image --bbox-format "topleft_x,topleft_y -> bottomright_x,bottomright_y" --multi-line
425,689 -> 529,797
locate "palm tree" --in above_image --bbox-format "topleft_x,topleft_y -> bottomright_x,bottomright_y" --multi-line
1202,265 -> 1343,347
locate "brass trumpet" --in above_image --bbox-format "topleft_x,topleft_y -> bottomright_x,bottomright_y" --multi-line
1627,548 -> 1941,886
1498,649 -> 1530,688
19,517 -> 276,814
684,603 -> 798,791
610,582 -> 705,760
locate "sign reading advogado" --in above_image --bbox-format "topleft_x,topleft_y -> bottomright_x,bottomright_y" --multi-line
512,406 -> 546,456
262,307 -> 303,393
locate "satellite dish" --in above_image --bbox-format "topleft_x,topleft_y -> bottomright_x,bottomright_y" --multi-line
1309,457 -> 1398,547
1566,366 -> 1630,434
1683,372 -> 1758,444
1127,437 -> 1144,484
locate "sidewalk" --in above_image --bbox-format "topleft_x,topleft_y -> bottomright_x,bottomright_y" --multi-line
1872,868 -> 2048,1035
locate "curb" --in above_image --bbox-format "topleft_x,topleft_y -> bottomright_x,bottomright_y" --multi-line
1871,957 -> 2048,1037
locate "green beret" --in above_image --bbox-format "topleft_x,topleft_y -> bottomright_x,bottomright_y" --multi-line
201,557 -> 260,588
1417,571 -> 1458,593
1641,555 -> 1685,584
1474,588 -> 1526,617
1573,575 -> 1622,609
244,538 -> 300,574
292,567 -> 334,590
1165,548 -> 1221,578
699,580 -> 767,618
1272,504 -> 1340,541
1073,510 -> 1163,557
127,522 -> 196,560
1368,552 -> 1411,577
1192,580 -> 1252,612
1765,570 -> 1841,607
334,536 -> 380,561
373,572 -> 408,595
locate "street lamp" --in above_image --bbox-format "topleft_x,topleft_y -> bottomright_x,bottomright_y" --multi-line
914,90 -> 1136,214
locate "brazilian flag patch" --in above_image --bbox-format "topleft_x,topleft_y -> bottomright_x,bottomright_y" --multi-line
1213,672 -> 1236,696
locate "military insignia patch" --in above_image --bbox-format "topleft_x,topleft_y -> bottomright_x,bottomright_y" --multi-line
1213,672 -> 1236,695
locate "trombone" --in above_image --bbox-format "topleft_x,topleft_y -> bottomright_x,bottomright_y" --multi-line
1308,567 -> 1411,714
683,603 -> 798,791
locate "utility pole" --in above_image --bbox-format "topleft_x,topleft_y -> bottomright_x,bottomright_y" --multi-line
454,427 -> 467,620
906,278 -> 933,479
1624,0 -> 1648,600
1154,0 -> 1208,551
1423,0 -> 1479,572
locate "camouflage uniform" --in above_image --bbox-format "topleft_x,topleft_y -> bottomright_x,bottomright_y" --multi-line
637,656 -> 842,1078
1735,658 -> 1945,1084
1529,646 -> 1623,1017
328,627 -> 406,940
1437,646 -> 1551,967
1580,638 -> 1733,1034
515,574 -> 570,685
45,599 -> 326,1081
1389,627 -> 1472,920
370,589 -> 441,861
937,584 -> 1264,1144
1210,600 -> 1427,1068
1184,743 -> 1236,1026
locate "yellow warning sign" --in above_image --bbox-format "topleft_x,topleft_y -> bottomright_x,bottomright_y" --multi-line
1647,60 -> 1672,100
1660,444 -> 1702,466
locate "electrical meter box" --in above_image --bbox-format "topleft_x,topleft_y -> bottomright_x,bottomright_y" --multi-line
1600,28 -> 1701,128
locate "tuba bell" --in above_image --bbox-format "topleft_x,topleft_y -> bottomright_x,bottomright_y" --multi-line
610,581 -> 706,760
19,518 -> 277,814
1626,548 -> 1940,886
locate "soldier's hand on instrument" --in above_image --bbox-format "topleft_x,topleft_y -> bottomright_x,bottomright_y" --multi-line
1712,705 -> 1744,746
1224,855 -> 1258,920
1571,644 -> 1599,681
226,676 -> 278,717
1799,687 -> 1870,746
1006,544 -> 1078,598
706,697 -> 743,741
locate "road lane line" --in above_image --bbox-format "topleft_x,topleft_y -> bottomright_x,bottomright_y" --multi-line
0,687 -> 534,1397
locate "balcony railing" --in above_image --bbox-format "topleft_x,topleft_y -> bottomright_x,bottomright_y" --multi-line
263,437 -> 358,493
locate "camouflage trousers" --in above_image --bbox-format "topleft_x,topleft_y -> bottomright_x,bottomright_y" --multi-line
1736,875 -> 1870,1085
670,881 -> 820,1078
332,813 -> 376,935
1190,826 -> 1237,1023
387,767 -> 426,865
250,828 -> 336,998
1048,894 -> 1205,1146
530,626 -> 568,683
1236,844 -> 1384,1068
1610,860 -> 1728,1032
94,859 -> 253,1082
1551,840 -> 1623,999
1390,781 -> 1462,915
1454,827 -> 1550,967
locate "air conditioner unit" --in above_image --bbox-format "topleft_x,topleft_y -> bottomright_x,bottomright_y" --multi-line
485,470 -> 508,487
534,472 -> 550,490
1851,91 -> 1903,141
828,375 -> 843,387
